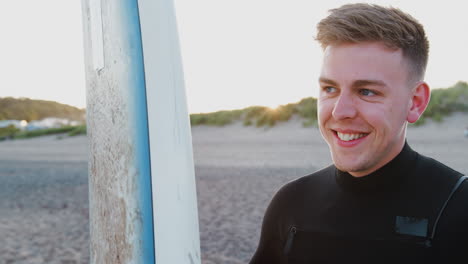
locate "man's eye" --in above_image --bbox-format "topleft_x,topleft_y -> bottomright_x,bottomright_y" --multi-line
324,86 -> 337,93
359,89 -> 376,96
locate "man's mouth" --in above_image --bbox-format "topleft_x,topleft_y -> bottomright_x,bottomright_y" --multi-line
334,131 -> 368,141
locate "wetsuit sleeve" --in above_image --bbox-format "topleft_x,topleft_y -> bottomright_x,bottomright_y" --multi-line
249,184 -> 293,264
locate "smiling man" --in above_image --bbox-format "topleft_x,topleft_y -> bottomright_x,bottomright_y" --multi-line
250,3 -> 468,264
318,42 -> 422,177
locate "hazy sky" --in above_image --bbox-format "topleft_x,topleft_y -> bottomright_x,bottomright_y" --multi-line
1,0 -> 467,113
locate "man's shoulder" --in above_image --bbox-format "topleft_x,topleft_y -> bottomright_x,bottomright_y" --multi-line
414,151 -> 463,180
417,154 -> 468,243
410,150 -> 466,202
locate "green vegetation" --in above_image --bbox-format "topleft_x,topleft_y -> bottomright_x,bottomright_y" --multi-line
0,97 -> 87,140
190,98 -> 319,128
190,109 -> 244,126
412,81 -> 468,126
191,81 -> 468,127
0,125 -> 86,141
10,125 -> 86,140
0,125 -> 20,140
67,125 -> 87,136
188,102 -> 313,127
0,97 -> 85,122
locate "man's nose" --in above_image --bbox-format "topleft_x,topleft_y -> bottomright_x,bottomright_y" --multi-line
332,93 -> 357,120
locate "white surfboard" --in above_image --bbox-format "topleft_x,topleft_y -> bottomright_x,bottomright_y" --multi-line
81,0 -> 201,263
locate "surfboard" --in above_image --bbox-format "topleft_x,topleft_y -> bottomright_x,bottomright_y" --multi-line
81,0 -> 201,263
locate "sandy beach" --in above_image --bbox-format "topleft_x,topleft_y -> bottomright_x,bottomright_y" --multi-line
0,113 -> 467,264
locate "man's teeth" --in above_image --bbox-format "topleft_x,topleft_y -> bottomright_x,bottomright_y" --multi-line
337,132 -> 366,141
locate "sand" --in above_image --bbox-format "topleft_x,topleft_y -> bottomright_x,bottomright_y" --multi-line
1,113 -> 467,263
0,136 -> 89,264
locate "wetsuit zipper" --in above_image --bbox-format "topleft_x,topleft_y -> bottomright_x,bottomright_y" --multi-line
283,226 -> 297,256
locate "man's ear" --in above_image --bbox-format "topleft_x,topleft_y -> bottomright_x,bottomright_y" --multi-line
407,82 -> 430,123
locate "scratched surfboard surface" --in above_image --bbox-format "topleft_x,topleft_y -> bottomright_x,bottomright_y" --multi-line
81,0 -> 201,263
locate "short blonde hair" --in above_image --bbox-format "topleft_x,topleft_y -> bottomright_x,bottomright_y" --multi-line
316,3 -> 429,81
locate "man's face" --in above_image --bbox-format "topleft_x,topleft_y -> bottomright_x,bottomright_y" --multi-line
318,42 -> 414,177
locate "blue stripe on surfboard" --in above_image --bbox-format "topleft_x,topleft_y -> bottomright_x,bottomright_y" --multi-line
122,1 -> 155,263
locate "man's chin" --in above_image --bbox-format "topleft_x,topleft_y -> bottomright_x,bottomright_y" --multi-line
332,158 -> 370,177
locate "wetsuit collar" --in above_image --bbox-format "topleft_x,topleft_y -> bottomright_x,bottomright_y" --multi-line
335,141 -> 418,194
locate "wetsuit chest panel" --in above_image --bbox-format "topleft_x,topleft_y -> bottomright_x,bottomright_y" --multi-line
285,228 -> 432,264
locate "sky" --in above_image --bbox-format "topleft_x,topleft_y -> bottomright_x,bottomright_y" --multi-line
0,0 -> 467,113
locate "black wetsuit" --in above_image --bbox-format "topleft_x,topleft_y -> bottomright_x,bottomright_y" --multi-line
249,143 -> 468,264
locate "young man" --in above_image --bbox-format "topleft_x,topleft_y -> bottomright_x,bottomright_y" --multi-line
250,3 -> 468,264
